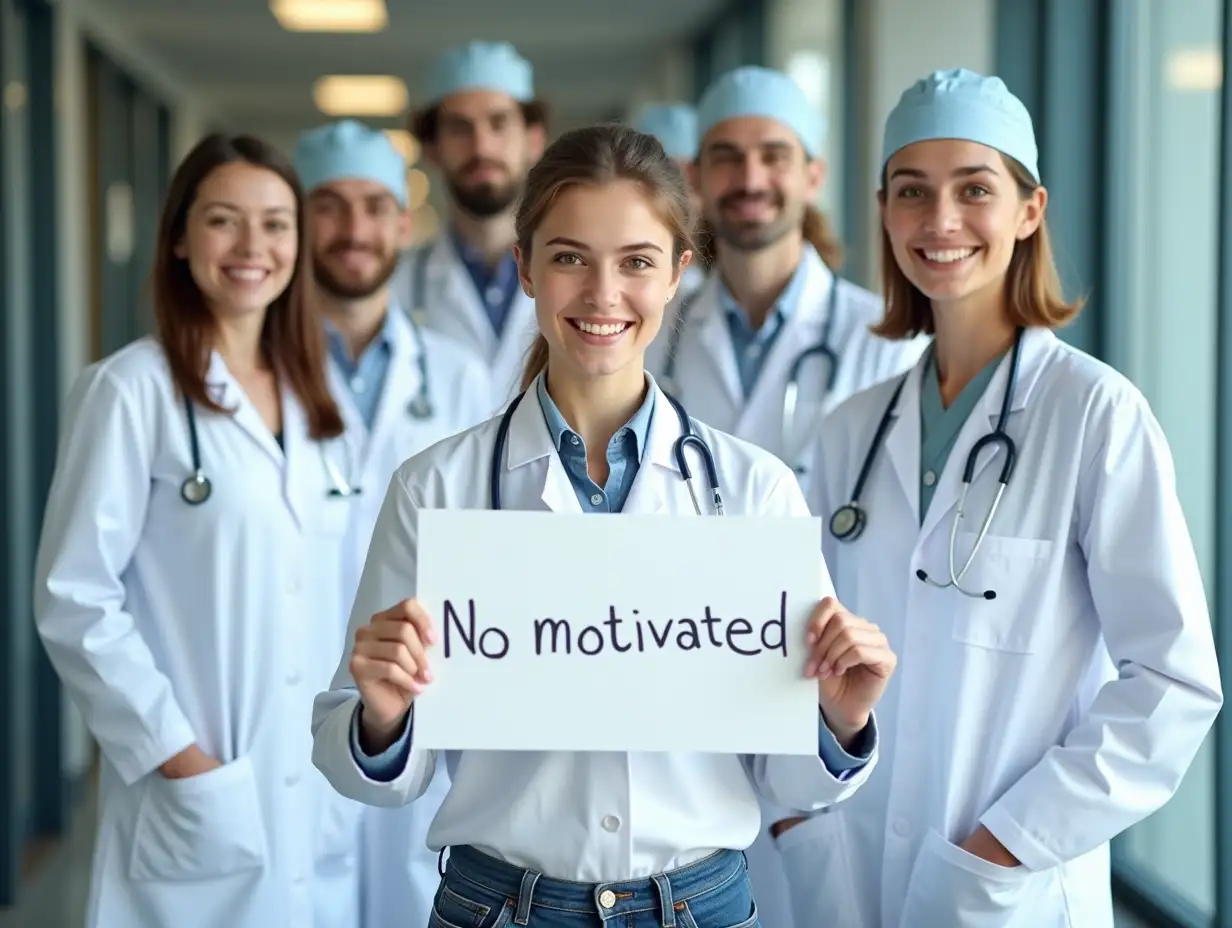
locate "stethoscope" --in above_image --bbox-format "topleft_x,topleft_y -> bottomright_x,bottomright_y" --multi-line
179,395 -> 362,505
405,308 -> 434,420
660,276 -> 841,474
828,327 -> 1025,601
488,387 -> 724,516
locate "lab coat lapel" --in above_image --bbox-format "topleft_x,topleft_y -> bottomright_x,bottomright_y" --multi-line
917,327 -> 1052,544
435,237 -> 499,359
205,352 -> 282,467
882,359 -> 925,528
691,279 -> 744,409
365,309 -> 419,473
280,388 -> 311,531
620,379 -> 678,515
504,380 -> 583,514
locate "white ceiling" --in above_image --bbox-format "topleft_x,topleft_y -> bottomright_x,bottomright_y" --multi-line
93,0 -> 727,137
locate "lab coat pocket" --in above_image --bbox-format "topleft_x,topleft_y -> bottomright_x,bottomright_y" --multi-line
899,829 -> 1035,928
128,755 -> 268,882
949,534 -> 1054,654
773,811 -> 865,927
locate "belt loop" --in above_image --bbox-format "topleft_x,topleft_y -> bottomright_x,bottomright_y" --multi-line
514,868 -> 541,926
437,847 -> 449,878
652,873 -> 676,928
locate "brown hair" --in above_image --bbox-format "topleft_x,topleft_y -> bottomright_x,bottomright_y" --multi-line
803,205 -> 844,271
873,153 -> 1083,340
516,124 -> 698,392
150,133 -> 344,439
410,100 -> 551,145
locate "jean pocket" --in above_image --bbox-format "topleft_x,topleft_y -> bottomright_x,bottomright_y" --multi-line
676,869 -> 759,928
677,899 -> 759,928
430,881 -> 515,928
127,756 -> 268,882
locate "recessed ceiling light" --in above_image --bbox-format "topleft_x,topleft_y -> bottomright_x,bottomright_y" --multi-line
1167,49 -> 1222,92
313,75 -> 408,117
385,129 -> 420,165
271,0 -> 387,33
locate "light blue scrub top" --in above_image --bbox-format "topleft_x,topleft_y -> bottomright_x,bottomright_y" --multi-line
918,346 -> 1006,523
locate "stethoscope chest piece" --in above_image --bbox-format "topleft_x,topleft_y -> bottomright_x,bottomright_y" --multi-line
181,471 -> 212,505
829,503 -> 866,541
407,393 -> 434,420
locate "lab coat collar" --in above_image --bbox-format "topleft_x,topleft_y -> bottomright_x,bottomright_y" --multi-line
203,350 -> 284,466
504,371 -> 681,514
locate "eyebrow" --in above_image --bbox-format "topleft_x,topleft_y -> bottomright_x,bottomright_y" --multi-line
706,139 -> 794,156
201,201 -> 294,214
544,236 -> 665,254
888,164 -> 1000,181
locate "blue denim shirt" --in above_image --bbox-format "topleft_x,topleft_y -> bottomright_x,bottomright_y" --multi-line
719,258 -> 809,397
325,312 -> 397,430
534,372 -> 654,514
450,228 -> 522,337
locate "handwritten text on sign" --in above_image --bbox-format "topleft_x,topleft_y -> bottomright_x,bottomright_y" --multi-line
412,510 -> 827,754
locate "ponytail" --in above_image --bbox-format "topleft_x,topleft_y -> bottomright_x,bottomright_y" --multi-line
802,205 -> 844,272
520,334 -> 549,393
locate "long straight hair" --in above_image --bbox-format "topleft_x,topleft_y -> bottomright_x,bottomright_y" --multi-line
149,133 -> 344,439
515,124 -> 698,392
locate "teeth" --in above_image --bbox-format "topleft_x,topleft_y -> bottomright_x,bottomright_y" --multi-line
225,269 -> 266,281
922,248 -> 976,264
575,320 -> 630,336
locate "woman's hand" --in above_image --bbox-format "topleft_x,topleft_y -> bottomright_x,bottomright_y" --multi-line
805,596 -> 897,746
158,744 -> 222,779
350,598 -> 435,752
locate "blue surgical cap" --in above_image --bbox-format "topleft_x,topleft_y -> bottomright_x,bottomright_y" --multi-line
426,41 -> 534,105
696,66 -> 824,158
293,119 -> 407,206
881,68 -> 1040,182
635,103 -> 698,159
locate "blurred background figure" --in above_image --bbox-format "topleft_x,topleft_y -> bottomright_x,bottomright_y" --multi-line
391,40 -> 548,409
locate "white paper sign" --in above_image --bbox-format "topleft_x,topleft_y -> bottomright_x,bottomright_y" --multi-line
413,509 -> 824,755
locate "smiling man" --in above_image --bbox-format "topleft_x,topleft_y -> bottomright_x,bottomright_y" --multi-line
392,41 -> 549,408
292,118 -> 493,928
647,67 -> 925,498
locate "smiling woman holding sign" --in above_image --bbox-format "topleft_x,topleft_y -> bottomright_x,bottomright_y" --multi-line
311,123 -> 896,927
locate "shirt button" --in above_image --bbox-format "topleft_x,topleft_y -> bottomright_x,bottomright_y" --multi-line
351,376 -> 366,393
601,814 -> 620,832
923,470 -> 937,487
598,890 -> 617,909
590,493 -> 603,505
570,435 -> 581,446
892,819 -> 910,838
486,286 -> 503,305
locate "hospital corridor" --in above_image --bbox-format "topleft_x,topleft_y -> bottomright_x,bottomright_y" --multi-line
0,0 -> 1228,926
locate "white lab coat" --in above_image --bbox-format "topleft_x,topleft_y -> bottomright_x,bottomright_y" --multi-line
310,373 -> 878,886
647,246 -> 925,495
391,236 -> 537,410
33,338 -> 368,928
793,326 -> 1222,928
326,309 -> 492,928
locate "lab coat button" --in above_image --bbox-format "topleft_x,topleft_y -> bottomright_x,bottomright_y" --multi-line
598,890 -> 616,909
285,671 -> 300,685
892,819 -> 910,837
923,470 -> 936,487
286,576 -> 301,594
601,814 -> 620,832
285,773 -> 300,786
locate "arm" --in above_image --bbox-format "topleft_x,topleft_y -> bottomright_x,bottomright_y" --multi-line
311,468 -> 439,807
742,470 -> 880,812
33,367 -> 197,785
977,391 -> 1223,871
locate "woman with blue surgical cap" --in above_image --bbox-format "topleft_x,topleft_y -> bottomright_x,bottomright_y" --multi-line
787,68 -> 1223,928
648,67 -> 925,503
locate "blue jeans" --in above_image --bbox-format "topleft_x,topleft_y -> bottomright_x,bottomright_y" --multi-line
429,845 -> 760,927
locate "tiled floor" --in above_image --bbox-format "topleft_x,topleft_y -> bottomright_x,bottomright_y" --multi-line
0,787 -> 1163,927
